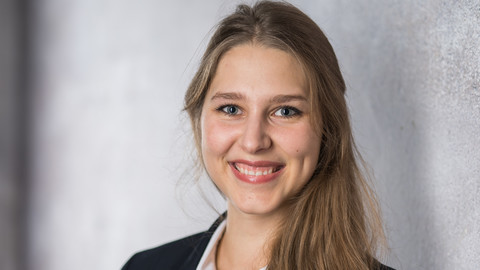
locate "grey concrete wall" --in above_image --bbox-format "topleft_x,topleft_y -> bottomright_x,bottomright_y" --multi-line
0,0 -> 22,270
304,1 -> 480,269
15,0 -> 480,270
27,1 -> 230,269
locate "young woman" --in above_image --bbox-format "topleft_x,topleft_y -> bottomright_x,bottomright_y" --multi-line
123,1 -> 393,269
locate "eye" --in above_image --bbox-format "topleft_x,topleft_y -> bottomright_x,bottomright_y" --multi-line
274,106 -> 301,118
218,105 -> 242,115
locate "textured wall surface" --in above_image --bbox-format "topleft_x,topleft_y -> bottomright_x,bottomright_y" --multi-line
0,0 -> 22,270
307,1 -> 480,269
21,0 -> 480,270
27,1 -> 230,269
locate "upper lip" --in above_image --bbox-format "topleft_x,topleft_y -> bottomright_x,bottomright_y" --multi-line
229,159 -> 285,167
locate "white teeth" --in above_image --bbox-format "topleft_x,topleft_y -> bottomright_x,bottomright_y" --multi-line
234,163 -> 279,176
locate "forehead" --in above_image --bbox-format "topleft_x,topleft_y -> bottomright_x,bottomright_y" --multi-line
206,44 -> 308,100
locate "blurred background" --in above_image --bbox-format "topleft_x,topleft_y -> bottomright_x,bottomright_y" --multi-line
1,0 -> 479,269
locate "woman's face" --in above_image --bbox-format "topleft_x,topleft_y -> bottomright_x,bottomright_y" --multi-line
200,44 -> 321,217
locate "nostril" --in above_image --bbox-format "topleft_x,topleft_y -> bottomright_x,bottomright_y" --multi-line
240,119 -> 273,153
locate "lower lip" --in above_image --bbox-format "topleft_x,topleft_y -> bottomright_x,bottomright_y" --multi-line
229,163 -> 284,184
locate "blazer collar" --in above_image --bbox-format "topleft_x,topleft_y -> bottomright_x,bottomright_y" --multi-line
179,212 -> 227,269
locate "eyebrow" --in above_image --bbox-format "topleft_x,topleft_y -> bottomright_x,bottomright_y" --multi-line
210,92 -> 307,103
210,92 -> 245,101
270,95 -> 307,103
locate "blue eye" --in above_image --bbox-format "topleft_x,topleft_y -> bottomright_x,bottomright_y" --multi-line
274,106 -> 300,117
220,105 -> 241,115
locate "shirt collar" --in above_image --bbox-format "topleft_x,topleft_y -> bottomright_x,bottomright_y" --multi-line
196,220 -> 226,270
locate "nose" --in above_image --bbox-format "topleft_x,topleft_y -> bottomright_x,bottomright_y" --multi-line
239,114 -> 272,154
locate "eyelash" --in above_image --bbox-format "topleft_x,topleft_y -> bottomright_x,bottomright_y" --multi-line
274,106 -> 302,118
215,104 -> 302,118
216,104 -> 242,116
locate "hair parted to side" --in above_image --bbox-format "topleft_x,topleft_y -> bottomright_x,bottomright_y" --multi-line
184,1 -> 386,269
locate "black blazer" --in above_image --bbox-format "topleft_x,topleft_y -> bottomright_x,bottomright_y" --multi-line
122,214 -> 225,270
122,214 -> 394,270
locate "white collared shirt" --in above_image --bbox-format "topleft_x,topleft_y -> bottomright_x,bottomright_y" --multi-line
196,220 -> 267,270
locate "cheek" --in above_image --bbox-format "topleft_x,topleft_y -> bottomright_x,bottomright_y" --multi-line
201,114 -> 236,160
277,123 -> 321,161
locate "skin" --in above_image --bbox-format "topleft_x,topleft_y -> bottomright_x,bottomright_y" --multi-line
200,44 -> 321,269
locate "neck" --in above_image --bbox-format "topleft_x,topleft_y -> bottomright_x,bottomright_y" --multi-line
216,202 -> 286,270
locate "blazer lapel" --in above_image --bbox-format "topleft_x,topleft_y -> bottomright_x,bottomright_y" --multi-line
179,212 -> 227,269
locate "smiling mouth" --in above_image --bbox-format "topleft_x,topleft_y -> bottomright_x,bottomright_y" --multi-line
232,162 -> 284,176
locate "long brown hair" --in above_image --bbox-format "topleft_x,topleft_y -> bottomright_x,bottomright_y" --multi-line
184,1 -> 385,269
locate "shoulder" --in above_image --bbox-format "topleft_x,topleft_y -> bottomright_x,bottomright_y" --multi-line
121,232 -> 210,270
122,213 -> 226,270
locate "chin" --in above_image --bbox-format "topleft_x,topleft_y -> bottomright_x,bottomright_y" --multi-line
228,193 -> 285,217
